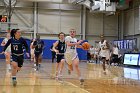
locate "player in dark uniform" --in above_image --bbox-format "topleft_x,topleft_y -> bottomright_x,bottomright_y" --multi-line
50,44 -> 56,63
3,29 -> 29,86
32,35 -> 44,71
53,32 -> 65,79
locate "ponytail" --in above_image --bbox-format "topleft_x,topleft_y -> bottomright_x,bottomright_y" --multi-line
11,29 -> 16,38
10,29 -> 20,38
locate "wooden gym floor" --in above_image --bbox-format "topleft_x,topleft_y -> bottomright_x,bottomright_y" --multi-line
0,59 -> 140,93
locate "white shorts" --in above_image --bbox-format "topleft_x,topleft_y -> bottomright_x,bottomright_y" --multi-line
64,52 -> 78,65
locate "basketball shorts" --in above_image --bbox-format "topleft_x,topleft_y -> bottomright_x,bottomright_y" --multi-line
11,54 -> 24,67
64,52 -> 78,65
56,54 -> 64,63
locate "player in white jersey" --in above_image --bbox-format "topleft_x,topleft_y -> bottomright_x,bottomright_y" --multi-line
30,39 -> 36,66
65,29 -> 84,85
98,36 -> 110,73
1,33 -> 11,72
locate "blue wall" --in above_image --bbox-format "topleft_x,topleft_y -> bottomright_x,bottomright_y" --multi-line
0,38 -> 87,60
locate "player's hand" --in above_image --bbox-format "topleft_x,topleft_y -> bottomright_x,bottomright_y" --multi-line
26,53 -> 30,58
77,40 -> 83,45
55,50 -> 59,53
0,51 -> 5,54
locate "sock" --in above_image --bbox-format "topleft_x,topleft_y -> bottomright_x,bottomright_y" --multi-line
79,76 -> 82,80
12,76 -> 16,81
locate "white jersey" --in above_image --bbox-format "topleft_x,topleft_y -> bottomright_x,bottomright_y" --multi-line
113,47 -> 119,55
90,48 -> 95,55
99,40 -> 108,57
65,36 -> 77,53
3,38 -> 11,52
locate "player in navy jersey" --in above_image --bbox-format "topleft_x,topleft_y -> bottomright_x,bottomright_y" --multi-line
3,29 -> 29,86
32,35 -> 44,71
53,32 -> 65,79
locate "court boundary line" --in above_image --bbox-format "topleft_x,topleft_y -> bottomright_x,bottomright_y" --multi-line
65,81 -> 91,93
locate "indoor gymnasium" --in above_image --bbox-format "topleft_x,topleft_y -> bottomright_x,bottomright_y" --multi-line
0,0 -> 140,93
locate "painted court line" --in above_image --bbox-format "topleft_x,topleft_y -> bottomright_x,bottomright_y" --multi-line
65,81 -> 90,93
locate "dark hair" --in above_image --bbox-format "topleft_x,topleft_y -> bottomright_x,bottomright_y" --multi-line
10,29 -> 20,38
58,32 -> 65,37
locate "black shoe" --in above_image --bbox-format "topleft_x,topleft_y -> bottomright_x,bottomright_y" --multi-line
80,79 -> 84,85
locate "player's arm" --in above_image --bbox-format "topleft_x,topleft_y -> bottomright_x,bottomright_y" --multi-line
105,41 -> 110,49
32,41 -> 37,48
53,41 -> 59,53
30,42 -> 34,49
42,40 -> 45,49
22,39 -> 29,52
22,39 -> 30,57
3,39 -> 11,52
1,39 -> 6,46
77,44 -> 83,49
98,44 -> 101,55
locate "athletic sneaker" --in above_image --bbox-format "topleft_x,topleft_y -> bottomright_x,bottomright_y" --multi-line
80,79 -> 84,85
12,80 -> 17,87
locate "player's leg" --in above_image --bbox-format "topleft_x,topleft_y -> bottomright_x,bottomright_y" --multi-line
73,58 -> 84,85
55,55 -> 60,77
59,58 -> 65,76
11,61 -> 18,86
5,52 -> 11,72
38,53 -> 42,67
35,54 -> 39,70
101,57 -> 106,74
64,53 -> 73,74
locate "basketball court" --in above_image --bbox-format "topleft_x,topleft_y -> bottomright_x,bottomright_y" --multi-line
0,59 -> 140,93
0,0 -> 140,93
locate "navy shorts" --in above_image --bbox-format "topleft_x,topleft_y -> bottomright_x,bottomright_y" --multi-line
35,52 -> 42,58
56,54 -> 64,63
11,55 -> 24,67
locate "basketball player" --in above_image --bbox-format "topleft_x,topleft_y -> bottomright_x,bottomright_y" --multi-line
65,29 -> 84,85
50,44 -> 56,63
89,46 -> 94,63
53,32 -> 65,79
98,35 -> 110,74
1,33 -> 11,72
32,35 -> 44,71
30,39 -> 36,63
3,29 -> 29,86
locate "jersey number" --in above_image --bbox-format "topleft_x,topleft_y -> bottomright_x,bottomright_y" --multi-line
38,44 -> 42,49
70,46 -> 75,49
13,45 -> 18,51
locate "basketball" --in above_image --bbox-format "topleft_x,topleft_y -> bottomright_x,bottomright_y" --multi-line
82,42 -> 90,50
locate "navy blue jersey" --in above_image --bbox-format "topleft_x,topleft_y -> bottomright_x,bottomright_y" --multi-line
3,37 -> 29,55
57,40 -> 65,53
33,39 -> 44,53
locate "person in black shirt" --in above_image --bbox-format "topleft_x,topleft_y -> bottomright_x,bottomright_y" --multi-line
3,29 -> 29,86
32,35 -> 44,70
50,44 -> 56,63
53,32 -> 65,79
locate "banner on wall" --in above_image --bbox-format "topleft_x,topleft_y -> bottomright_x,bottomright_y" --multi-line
113,38 -> 137,49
